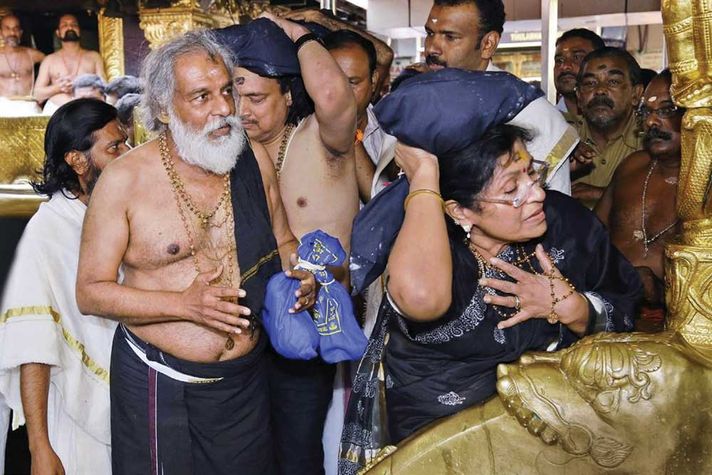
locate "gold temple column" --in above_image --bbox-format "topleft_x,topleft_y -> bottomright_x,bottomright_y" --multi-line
98,9 -> 125,81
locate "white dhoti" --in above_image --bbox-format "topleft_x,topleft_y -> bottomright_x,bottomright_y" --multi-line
0,191 -> 116,475
0,97 -> 41,117
0,392 -> 8,473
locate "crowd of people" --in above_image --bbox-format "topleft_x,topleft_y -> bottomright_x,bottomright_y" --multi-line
0,0 -> 683,473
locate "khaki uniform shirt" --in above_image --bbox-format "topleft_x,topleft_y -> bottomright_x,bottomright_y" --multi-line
573,112 -> 642,207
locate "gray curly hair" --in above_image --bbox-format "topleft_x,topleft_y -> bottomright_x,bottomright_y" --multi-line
139,29 -> 235,132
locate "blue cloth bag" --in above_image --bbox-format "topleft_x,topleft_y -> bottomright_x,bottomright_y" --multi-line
263,273 -> 319,361
298,230 -> 368,363
262,230 -> 367,362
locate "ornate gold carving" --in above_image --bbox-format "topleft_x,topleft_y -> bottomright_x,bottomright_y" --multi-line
361,2 -> 712,474
0,116 -> 49,217
138,0 -> 239,50
98,8 -> 125,82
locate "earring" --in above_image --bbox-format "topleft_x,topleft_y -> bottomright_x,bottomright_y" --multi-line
462,223 -> 472,240
158,112 -> 169,124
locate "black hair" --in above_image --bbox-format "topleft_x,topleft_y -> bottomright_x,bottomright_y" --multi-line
556,28 -> 605,50
277,75 -> 314,126
105,75 -> 142,99
323,30 -> 378,75
32,99 -> 117,198
640,68 -> 657,89
657,68 -> 672,84
577,46 -> 643,87
433,0 -> 505,40
439,124 -> 533,316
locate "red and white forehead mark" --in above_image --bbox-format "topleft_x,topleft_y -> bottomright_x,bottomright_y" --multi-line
647,96 -> 658,103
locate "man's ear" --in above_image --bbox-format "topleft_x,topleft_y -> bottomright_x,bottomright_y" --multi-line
632,83 -> 644,105
479,31 -> 501,61
285,90 -> 293,107
64,150 -> 89,176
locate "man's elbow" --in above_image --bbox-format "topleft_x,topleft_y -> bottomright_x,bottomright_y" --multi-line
75,280 -> 99,315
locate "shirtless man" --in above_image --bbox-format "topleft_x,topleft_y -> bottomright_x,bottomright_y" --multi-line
227,14 -> 357,475
76,30 -> 314,474
595,70 -> 682,332
0,14 -> 44,98
35,14 -> 105,113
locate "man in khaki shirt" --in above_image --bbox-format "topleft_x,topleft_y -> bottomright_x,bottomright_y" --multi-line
571,47 -> 643,208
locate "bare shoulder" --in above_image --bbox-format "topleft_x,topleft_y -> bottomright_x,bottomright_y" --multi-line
100,139 -> 160,190
41,51 -> 61,64
85,49 -> 103,60
251,140 -> 276,184
615,150 -> 650,179
27,47 -> 45,62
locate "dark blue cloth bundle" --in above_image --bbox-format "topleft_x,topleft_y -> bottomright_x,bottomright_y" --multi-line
263,230 -> 367,362
214,18 -> 301,77
263,275 -> 319,360
349,69 -> 544,295
299,230 -> 367,363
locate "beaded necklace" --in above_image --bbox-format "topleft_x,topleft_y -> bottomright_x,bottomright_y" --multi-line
159,132 -> 240,350
275,123 -> 296,179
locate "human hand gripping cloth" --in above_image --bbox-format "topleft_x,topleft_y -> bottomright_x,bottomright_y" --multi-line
263,230 -> 367,362
349,69 -> 544,294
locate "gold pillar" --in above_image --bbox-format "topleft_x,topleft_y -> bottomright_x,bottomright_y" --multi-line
98,9 -> 125,81
139,0 -> 227,50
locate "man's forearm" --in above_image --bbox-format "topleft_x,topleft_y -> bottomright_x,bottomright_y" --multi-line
33,83 -> 60,102
20,363 -> 52,453
76,281 -> 184,324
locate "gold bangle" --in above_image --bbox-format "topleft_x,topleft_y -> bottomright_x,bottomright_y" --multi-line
404,189 -> 444,211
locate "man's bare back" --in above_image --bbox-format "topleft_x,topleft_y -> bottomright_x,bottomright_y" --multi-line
276,115 -> 359,248
0,46 -> 43,97
595,150 -> 679,279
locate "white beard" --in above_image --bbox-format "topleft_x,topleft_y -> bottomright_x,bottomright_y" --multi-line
168,111 -> 247,175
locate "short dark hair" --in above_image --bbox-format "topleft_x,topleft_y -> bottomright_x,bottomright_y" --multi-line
32,99 -> 117,198
556,28 -> 605,50
433,0 -> 506,37
577,46 -> 643,87
277,76 -> 314,126
323,30 -> 378,75
105,75 -> 142,99
57,12 -> 78,27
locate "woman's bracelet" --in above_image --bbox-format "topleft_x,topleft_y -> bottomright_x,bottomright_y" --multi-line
403,189 -> 444,211
546,272 -> 576,324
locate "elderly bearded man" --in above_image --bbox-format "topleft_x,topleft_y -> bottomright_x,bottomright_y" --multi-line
76,31 -> 315,475
0,99 -> 128,474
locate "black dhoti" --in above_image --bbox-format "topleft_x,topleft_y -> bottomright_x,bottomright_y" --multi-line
110,325 -> 275,475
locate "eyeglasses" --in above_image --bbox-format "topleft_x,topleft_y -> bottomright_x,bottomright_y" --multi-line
476,159 -> 549,208
636,104 -> 682,120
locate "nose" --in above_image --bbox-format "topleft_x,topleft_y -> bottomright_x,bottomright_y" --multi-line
213,93 -> 234,118
645,109 -> 662,129
425,35 -> 440,57
237,97 -> 251,120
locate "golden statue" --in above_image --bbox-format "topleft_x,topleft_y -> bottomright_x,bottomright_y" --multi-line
362,2 -> 712,473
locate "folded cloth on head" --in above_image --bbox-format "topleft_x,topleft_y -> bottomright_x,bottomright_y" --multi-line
349,69 -> 543,294
214,18 -> 300,77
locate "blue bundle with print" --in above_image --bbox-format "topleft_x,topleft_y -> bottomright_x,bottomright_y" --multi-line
262,230 -> 367,363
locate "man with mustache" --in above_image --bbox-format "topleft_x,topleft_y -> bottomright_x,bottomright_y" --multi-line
0,13 -> 44,101
76,30 -> 314,474
415,0 -> 577,195
223,14 -> 357,474
553,28 -> 605,125
571,47 -> 644,208
35,13 -> 106,114
595,70 -> 682,331
0,99 -> 128,474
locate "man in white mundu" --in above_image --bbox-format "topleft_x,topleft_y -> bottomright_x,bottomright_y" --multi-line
0,99 -> 129,474
34,13 -> 106,115
0,13 -> 44,116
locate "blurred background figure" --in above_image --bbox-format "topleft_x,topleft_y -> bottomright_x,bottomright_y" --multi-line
115,92 -> 140,146
71,73 -> 104,100
104,74 -> 140,105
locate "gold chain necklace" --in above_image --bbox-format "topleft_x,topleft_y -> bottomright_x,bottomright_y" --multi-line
159,132 -> 231,228
635,159 -> 679,257
60,49 -> 83,77
159,132 -> 240,350
275,123 -> 295,179
2,51 -> 20,80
